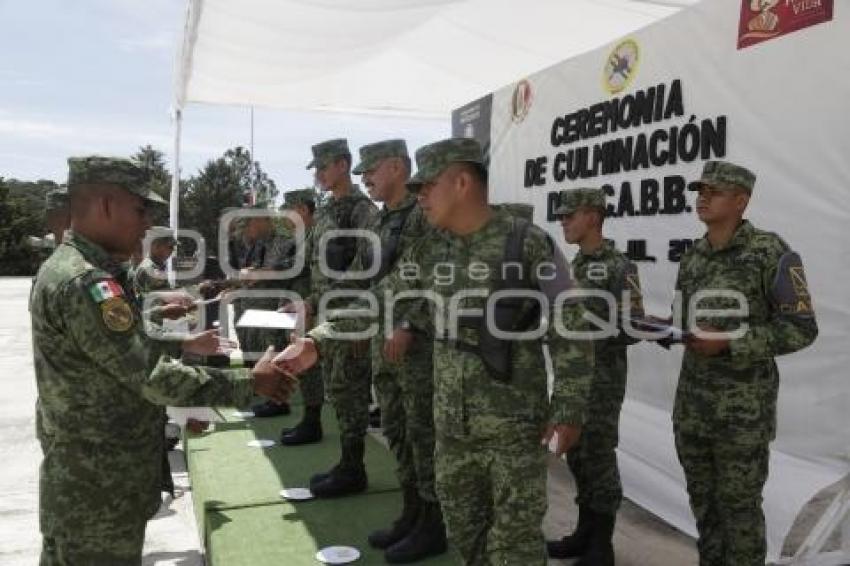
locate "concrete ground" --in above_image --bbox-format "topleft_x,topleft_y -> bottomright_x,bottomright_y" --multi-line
2,275 -> 836,565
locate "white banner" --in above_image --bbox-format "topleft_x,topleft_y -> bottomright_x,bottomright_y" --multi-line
453,0 -> 848,560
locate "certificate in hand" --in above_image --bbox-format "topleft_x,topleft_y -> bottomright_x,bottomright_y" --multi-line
236,309 -> 297,330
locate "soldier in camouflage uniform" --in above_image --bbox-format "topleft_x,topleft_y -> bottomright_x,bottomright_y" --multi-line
547,188 -> 644,565
132,226 -> 175,297
45,187 -> 70,249
671,161 -> 818,566
275,189 -> 325,438
30,156 -> 295,566
278,138 -> 595,565
284,139 -> 378,497
340,140 -> 445,562
242,212 -> 300,418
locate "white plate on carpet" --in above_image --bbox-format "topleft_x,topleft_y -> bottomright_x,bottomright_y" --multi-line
231,410 -> 254,419
245,439 -> 275,448
280,487 -> 315,501
315,546 -> 360,564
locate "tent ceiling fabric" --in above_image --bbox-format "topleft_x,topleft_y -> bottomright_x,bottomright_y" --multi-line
176,0 -> 695,117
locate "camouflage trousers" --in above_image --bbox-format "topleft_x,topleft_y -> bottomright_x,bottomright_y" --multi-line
675,431 -> 769,566
435,428 -> 547,565
325,341 -> 371,447
373,343 -> 437,502
297,365 -> 324,406
40,521 -> 146,566
566,361 -> 627,514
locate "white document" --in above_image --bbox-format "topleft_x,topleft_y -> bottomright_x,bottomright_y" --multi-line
235,309 -> 296,330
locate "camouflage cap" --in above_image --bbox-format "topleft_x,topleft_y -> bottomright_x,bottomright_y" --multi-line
306,139 -> 351,170
147,225 -> 176,245
67,156 -> 167,205
281,188 -> 316,208
45,187 -> 69,211
553,188 -> 606,216
352,139 -> 409,175
690,160 -> 756,194
407,137 -> 485,189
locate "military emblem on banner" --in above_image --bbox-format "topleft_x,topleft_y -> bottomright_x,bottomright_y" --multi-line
603,39 -> 639,95
738,0 -> 833,49
511,79 -> 533,123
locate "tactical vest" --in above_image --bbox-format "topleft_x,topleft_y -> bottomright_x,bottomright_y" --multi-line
363,203 -> 416,285
325,193 -> 371,272
440,211 -> 551,382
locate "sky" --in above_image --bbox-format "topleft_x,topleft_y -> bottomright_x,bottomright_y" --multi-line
0,0 -> 446,194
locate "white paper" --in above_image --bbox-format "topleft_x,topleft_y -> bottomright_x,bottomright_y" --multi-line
235,309 -> 296,330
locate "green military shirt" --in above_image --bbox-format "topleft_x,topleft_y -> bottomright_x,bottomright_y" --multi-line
328,191 -> 433,373
306,185 -> 377,311
30,232 -> 255,538
673,220 -> 817,443
132,256 -> 170,296
572,239 -> 643,359
312,208 -> 594,437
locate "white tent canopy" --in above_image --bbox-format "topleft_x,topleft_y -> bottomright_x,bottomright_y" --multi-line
174,0 -> 693,118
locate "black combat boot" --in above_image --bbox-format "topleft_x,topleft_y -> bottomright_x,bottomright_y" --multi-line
575,511 -> 615,566
369,406 -> 382,429
368,485 -> 421,549
310,439 -> 368,497
547,505 -> 592,559
280,405 -> 323,446
384,500 -> 448,564
251,400 -> 290,418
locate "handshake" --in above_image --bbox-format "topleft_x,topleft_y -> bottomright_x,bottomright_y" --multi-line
249,337 -> 320,406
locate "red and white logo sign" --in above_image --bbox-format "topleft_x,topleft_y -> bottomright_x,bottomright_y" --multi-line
738,0 -> 833,49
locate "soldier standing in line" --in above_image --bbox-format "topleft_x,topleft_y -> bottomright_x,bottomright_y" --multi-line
337,139 -> 446,562
282,139 -> 378,498
547,188 -> 644,566
669,160 -> 818,566
273,189 -> 327,440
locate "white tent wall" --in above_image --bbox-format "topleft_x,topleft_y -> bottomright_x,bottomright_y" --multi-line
454,0 -> 848,559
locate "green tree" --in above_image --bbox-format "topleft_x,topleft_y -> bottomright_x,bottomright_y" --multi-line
0,177 -> 53,275
180,147 -> 278,255
131,145 -> 172,226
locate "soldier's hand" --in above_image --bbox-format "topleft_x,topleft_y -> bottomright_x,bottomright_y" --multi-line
383,328 -> 414,363
182,329 -> 238,356
159,303 -> 190,320
157,290 -> 195,308
278,300 -> 312,328
685,325 -> 730,357
543,423 -> 582,456
252,346 -> 297,405
272,336 -> 319,375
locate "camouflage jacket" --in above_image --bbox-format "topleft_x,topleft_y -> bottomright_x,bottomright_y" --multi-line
311,208 -> 594,437
30,232 -> 254,536
306,185 -> 377,311
329,192 -> 434,373
132,256 -> 170,297
572,239 -> 643,370
673,220 -> 817,442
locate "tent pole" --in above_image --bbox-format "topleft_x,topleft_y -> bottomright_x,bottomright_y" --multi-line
170,107 -> 182,232
167,107 -> 183,287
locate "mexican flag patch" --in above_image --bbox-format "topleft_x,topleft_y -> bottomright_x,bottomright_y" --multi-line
88,279 -> 124,303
